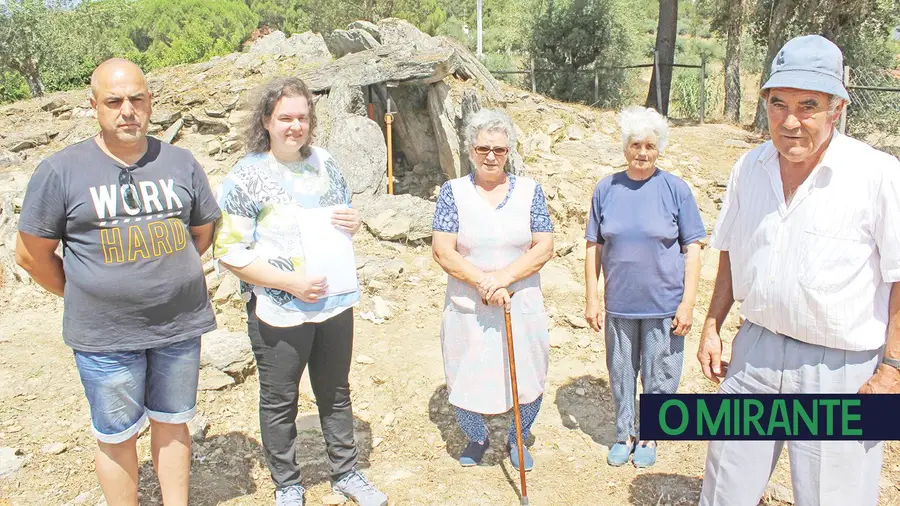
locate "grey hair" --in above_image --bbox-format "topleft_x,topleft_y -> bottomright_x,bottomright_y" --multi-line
464,109 -> 517,151
618,106 -> 669,152
759,89 -> 849,115
828,94 -> 847,114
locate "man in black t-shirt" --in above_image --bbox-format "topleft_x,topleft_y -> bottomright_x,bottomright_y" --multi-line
15,58 -> 220,506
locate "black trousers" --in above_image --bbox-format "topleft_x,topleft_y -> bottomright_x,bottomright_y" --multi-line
246,295 -> 358,487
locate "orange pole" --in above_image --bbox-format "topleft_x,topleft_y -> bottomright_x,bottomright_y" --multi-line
367,103 -> 375,121
503,292 -> 528,504
385,114 -> 394,195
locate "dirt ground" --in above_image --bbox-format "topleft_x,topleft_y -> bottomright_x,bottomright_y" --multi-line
1,115 -> 898,506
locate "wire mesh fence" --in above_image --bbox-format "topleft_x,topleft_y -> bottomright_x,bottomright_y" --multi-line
846,67 -> 900,155
490,61 -> 708,122
668,64 -> 728,122
490,65 -> 647,109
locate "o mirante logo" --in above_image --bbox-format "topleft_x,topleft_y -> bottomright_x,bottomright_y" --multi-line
641,394 -> 900,441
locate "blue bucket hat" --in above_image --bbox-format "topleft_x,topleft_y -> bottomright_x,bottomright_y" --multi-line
761,35 -> 849,101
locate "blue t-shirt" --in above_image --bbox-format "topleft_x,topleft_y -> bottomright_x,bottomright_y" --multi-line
585,169 -> 706,319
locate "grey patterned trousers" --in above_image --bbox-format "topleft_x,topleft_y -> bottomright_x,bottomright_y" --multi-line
605,315 -> 685,442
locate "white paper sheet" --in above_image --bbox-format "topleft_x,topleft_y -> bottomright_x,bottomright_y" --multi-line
295,205 -> 359,296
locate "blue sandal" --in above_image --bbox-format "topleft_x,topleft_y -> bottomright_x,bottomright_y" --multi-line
632,440 -> 657,468
607,439 -> 634,466
508,441 -> 534,472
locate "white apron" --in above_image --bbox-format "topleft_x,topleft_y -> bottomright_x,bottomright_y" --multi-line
441,175 -> 551,414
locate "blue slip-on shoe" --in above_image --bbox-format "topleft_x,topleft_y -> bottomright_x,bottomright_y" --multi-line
275,484 -> 305,506
508,442 -> 534,472
632,441 -> 657,468
459,437 -> 490,467
607,440 -> 634,467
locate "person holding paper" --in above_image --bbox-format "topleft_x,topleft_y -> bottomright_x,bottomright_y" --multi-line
212,77 -> 388,506
432,109 -> 554,471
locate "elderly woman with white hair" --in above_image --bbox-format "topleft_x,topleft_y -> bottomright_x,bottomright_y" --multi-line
584,106 -> 705,468
432,108 -> 554,471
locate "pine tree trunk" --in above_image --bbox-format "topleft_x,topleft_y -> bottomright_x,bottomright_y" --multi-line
753,0 -> 794,131
723,0 -> 743,123
646,0 -> 678,115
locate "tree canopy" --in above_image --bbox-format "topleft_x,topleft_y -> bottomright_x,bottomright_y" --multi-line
0,0 -> 897,132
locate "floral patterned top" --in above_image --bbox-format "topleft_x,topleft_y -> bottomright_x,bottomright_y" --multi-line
212,146 -> 359,327
432,172 -> 554,233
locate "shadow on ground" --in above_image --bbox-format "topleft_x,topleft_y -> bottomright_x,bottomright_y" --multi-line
137,430 -> 266,505
293,414 -> 374,489
629,472 -> 703,506
135,412 -> 373,504
428,384 -> 537,467
555,374 -> 617,447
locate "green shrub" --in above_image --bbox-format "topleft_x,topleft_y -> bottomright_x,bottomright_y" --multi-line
0,71 -> 30,104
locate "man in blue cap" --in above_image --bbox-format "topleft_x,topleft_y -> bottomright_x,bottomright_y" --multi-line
697,35 -> 900,505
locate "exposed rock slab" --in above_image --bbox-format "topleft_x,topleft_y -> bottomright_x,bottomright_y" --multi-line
250,30 -> 332,65
328,82 -> 367,117
200,329 -> 255,380
347,20 -> 382,42
327,115 -> 387,198
325,29 -> 381,59
150,109 -> 181,127
428,81 -> 463,180
360,193 -> 436,242
388,85 -> 440,168
299,44 -> 456,93
0,150 -> 23,168
376,18 -> 437,50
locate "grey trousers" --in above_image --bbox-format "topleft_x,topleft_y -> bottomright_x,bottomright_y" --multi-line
605,315 -> 685,441
699,321 -> 883,506
246,296 -> 359,487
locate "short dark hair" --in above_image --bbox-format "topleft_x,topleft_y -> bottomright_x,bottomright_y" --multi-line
245,77 -> 317,158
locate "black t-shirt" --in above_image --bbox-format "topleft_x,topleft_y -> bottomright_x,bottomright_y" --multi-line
18,136 -> 221,352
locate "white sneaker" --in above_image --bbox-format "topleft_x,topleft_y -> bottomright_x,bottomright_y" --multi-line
332,468 -> 388,506
275,484 -> 305,506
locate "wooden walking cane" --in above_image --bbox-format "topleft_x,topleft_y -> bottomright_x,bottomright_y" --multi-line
503,291 -> 529,505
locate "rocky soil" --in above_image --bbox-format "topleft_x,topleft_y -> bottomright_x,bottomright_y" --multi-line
0,18 -> 898,506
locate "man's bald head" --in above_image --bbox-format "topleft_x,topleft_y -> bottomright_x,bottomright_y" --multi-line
90,58 -> 148,98
90,58 -> 152,146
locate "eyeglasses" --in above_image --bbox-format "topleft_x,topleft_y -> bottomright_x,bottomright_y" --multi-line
118,167 -> 143,213
474,146 -> 510,157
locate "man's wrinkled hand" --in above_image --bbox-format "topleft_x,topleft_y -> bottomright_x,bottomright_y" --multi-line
858,364 -> 900,394
697,323 -> 728,384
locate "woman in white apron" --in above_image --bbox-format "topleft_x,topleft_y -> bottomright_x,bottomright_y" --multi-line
432,109 -> 554,471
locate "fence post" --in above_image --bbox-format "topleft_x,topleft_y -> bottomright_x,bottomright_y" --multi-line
593,69 -> 599,105
699,55 -> 706,125
839,65 -> 850,134
530,58 -> 536,93
653,50 -> 663,114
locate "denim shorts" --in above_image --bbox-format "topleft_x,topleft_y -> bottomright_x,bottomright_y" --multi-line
73,336 -> 201,444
